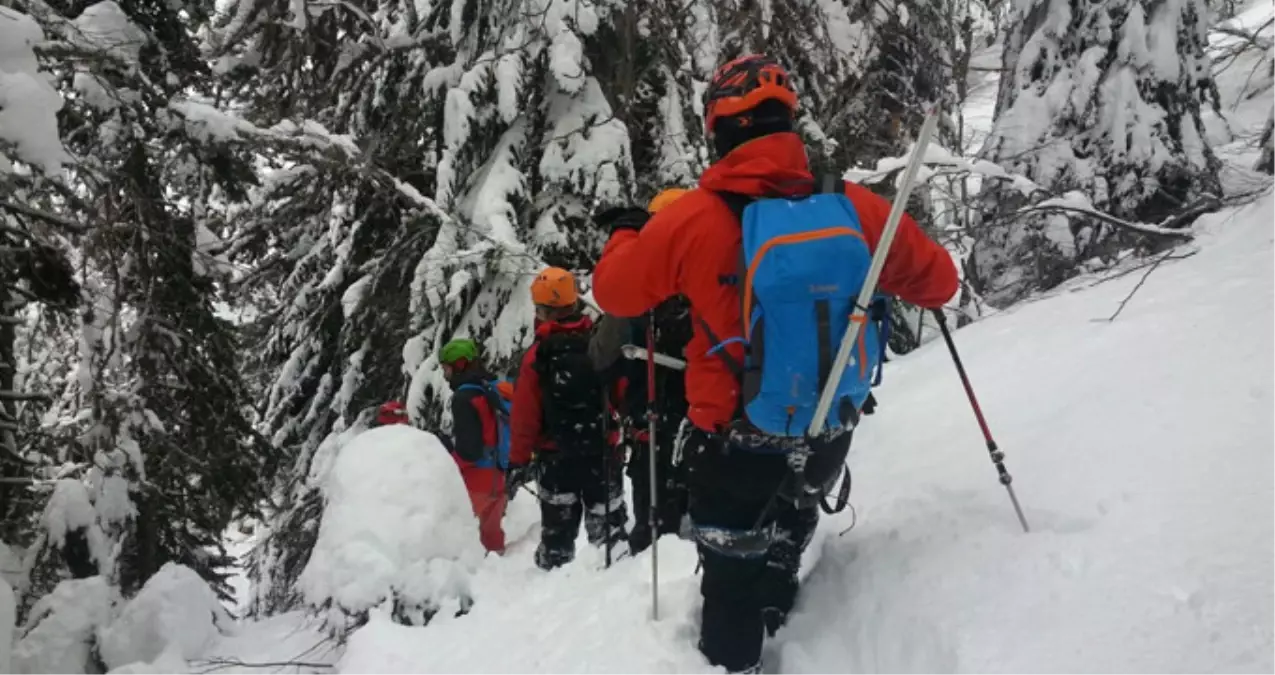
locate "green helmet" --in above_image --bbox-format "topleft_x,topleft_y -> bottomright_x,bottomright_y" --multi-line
439,338 -> 479,365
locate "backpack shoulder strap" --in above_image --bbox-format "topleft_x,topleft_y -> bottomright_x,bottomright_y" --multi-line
458,381 -> 506,418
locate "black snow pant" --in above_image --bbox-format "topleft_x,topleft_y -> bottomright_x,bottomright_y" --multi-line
685,428 -> 835,673
627,418 -> 690,555
534,449 -> 628,570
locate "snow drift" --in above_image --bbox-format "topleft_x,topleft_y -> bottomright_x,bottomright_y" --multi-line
329,192 -> 1273,673
298,425 -> 486,631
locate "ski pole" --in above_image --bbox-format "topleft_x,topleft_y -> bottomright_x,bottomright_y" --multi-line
931,309 -> 1030,533
809,106 -> 941,437
603,390 -> 613,569
645,314 -> 660,620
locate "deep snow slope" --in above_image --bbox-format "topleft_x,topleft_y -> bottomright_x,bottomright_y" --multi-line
329,193 -> 1274,674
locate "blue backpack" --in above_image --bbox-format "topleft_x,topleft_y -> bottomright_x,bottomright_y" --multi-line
457,379 -> 512,470
710,177 -> 888,438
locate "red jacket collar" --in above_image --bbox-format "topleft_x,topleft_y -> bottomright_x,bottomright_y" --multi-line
535,315 -> 593,338
699,132 -> 814,198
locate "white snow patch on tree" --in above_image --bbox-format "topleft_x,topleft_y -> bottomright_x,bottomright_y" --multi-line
0,7 -> 69,174
70,2 -> 149,63
98,564 -> 231,671
43,480 -> 98,548
298,425 -> 482,631
72,72 -> 116,112
460,123 -> 528,249
340,275 -> 371,319
539,78 -> 631,203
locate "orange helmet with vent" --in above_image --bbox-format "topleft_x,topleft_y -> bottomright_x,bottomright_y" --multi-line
530,267 -> 578,308
704,54 -> 798,134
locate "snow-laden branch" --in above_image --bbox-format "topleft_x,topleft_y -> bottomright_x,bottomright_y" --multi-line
857,144 -> 1202,240
0,200 -> 87,234
1015,192 -> 1197,240
0,390 -> 52,402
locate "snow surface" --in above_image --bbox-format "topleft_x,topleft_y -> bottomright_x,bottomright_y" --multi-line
298,426 -> 487,630
0,542 -> 24,591
206,189 -> 1273,673
0,577 -> 13,674
98,563 -> 232,670
200,611 -> 338,674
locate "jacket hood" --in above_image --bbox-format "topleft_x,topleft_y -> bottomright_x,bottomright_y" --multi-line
699,132 -> 814,198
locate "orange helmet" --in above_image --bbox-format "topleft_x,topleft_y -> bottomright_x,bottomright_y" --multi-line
495,380 -> 515,400
648,188 -> 690,214
531,267 -> 578,308
704,54 -> 798,134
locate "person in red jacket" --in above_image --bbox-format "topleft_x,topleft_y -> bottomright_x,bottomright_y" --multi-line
592,55 -> 959,673
440,338 -> 507,555
505,267 -> 628,570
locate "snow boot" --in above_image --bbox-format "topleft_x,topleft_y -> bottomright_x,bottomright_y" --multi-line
535,541 -> 574,571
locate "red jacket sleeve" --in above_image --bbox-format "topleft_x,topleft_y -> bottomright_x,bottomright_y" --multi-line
509,344 -> 542,465
593,209 -> 684,318
844,181 -> 959,309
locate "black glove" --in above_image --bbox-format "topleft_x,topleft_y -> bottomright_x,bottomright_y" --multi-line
505,463 -> 533,499
593,206 -> 650,234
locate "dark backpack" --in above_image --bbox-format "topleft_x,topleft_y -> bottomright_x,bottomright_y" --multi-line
535,331 -> 607,454
456,378 -> 513,470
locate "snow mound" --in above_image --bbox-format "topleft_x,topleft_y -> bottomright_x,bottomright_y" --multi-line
339,537 -> 712,673
13,577 -> 118,674
299,425 -> 484,630
99,563 -> 232,671
333,192 -> 1271,673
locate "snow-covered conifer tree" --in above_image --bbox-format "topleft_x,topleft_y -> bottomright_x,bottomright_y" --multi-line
217,0 -> 657,615
973,0 -> 1222,306
2,0 -> 270,608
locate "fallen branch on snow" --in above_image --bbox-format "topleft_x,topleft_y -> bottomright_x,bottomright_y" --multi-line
1099,249 -> 1180,323
190,656 -> 336,674
1084,250 -> 1199,290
